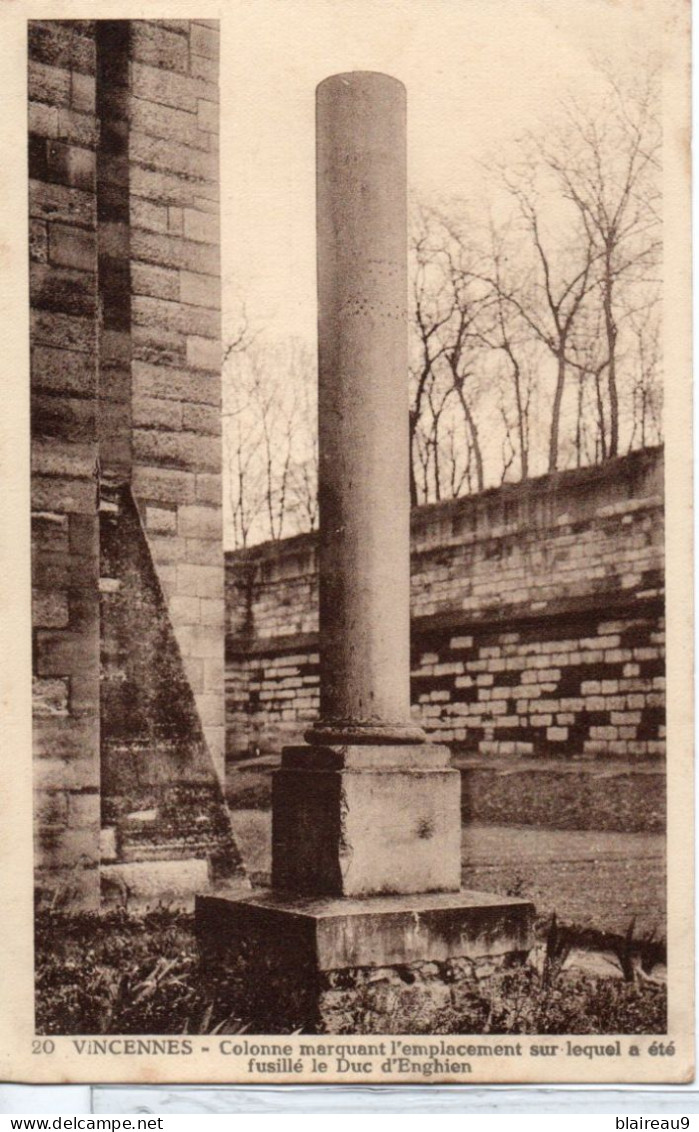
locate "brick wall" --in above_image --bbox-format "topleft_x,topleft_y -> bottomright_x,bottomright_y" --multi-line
30,20 -> 239,908
226,447 -> 664,761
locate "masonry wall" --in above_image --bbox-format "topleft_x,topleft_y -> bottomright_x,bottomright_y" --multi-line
226,447 -> 665,762
126,19 -> 226,780
29,20 -> 238,908
30,20 -> 102,908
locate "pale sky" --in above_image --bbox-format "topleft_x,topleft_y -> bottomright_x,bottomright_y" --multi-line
219,0 -> 666,347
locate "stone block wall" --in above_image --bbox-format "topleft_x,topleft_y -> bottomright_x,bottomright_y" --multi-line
29,20 -> 239,908
226,447 -> 664,762
125,19 -> 225,778
30,20 -> 101,908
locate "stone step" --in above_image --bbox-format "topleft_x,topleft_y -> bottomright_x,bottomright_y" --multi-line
100,858 -> 250,911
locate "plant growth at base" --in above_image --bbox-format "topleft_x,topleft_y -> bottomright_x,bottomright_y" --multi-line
36,909 -> 666,1036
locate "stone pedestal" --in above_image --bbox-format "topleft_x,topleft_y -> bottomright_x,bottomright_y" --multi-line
196,889 -> 534,1033
272,744 -> 461,896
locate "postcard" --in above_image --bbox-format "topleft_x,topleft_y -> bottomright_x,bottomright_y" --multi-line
0,0 -> 692,1086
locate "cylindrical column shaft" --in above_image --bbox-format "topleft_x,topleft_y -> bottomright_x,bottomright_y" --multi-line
307,71 -> 424,745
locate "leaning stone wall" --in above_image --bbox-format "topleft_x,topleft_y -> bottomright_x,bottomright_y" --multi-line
126,19 -> 225,779
226,447 -> 664,761
29,20 -> 239,909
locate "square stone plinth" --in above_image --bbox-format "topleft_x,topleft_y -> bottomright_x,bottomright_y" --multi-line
272,744 -> 461,896
196,888 -> 535,1034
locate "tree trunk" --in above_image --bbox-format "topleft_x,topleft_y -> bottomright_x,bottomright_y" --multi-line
594,369 -> 608,461
455,387 -> 484,492
513,362 -> 528,480
409,409 -> 418,507
603,268 -> 619,458
548,350 -> 566,472
574,372 -> 583,468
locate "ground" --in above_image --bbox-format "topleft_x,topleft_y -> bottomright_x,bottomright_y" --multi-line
35,766 -> 666,1035
35,907 -> 667,1035
227,747 -> 666,944
230,811 -> 666,941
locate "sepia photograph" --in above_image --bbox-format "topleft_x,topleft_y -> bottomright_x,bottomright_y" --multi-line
0,0 -> 692,1086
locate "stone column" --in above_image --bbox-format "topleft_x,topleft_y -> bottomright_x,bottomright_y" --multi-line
271,73 -> 458,896
196,72 -> 534,1037
309,72 -> 424,746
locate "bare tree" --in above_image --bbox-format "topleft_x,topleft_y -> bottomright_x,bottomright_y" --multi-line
477,218 -> 540,481
285,341 -> 319,532
567,300 -> 613,465
409,208 -> 454,505
626,297 -> 663,451
224,63 -> 662,545
224,399 -> 264,549
223,301 -> 257,365
409,207 -> 492,503
222,302 -> 265,548
223,334 -> 318,547
540,65 -> 662,459
474,62 -> 661,473
484,162 -> 596,472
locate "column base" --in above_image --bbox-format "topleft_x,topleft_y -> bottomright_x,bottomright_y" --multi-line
196,888 -> 536,1034
305,721 -> 427,745
272,744 -> 461,896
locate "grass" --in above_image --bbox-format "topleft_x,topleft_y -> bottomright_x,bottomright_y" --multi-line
35,908 -> 251,1036
35,908 -> 666,1036
458,964 -> 666,1036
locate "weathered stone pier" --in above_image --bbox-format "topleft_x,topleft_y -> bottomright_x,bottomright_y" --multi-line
197,72 -> 534,1033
